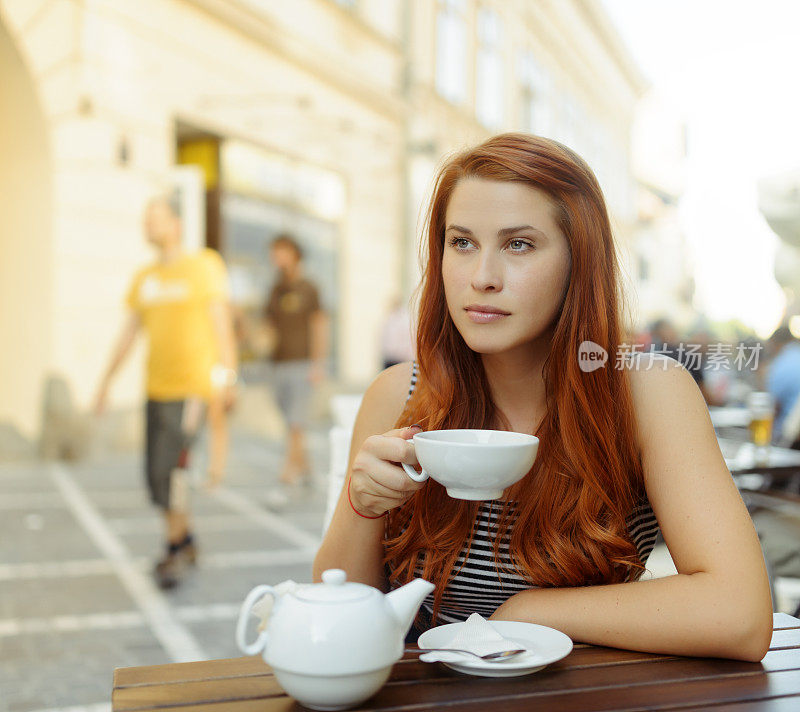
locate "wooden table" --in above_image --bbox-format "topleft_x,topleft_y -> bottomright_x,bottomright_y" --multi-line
113,613 -> 800,711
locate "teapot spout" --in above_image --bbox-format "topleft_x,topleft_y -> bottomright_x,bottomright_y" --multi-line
385,578 -> 435,635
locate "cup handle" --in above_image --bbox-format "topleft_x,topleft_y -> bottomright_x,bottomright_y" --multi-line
401,444 -> 429,483
236,584 -> 274,656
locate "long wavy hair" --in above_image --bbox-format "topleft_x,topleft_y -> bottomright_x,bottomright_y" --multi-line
385,133 -> 646,623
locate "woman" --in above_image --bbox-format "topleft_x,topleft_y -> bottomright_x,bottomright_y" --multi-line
313,133 -> 772,662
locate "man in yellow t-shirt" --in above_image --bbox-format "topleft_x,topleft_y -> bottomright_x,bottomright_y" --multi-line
94,192 -> 238,589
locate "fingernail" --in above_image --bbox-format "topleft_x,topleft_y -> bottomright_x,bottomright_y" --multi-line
410,423 -> 423,431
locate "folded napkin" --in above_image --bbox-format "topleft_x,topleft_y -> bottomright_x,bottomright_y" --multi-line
419,613 -> 525,663
252,580 -> 299,632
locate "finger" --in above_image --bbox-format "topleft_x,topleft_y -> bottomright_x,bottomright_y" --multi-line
383,424 -> 423,440
365,432 -> 420,467
364,472 -> 414,498
356,454 -> 422,494
352,456 -> 405,496
386,464 -> 427,493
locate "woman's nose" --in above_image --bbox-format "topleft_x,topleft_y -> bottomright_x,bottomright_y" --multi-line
471,252 -> 503,292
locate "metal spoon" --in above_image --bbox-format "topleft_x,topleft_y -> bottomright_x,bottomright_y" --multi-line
405,647 -> 526,661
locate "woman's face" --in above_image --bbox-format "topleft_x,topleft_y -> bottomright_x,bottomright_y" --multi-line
442,177 -> 571,357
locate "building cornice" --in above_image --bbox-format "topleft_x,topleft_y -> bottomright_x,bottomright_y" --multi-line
519,0 -> 640,119
576,0 -> 649,97
184,0 -> 408,122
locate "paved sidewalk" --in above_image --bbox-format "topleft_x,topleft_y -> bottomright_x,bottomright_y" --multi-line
0,426 -> 329,712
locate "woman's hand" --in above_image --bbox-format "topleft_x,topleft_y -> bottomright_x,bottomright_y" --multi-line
348,425 -> 424,517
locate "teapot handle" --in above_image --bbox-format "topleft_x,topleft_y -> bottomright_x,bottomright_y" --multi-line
236,584 -> 275,656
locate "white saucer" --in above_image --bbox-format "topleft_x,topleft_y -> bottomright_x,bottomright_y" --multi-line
417,620 -> 573,678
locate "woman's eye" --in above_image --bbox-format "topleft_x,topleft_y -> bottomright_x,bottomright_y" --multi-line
449,237 -> 472,251
508,239 -> 533,252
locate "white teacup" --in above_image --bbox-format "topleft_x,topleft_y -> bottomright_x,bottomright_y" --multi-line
400,429 -> 539,500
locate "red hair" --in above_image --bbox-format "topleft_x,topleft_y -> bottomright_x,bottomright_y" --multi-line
385,133 -> 645,622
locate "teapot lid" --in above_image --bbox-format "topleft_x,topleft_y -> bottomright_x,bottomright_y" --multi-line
295,569 -> 373,603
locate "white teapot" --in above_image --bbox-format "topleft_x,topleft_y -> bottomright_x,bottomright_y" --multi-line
236,568 -> 435,711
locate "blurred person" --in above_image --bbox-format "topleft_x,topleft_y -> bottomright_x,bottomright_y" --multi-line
380,297 -> 416,370
264,234 -> 329,497
766,325 -> 800,445
649,317 -> 679,348
207,337 -> 237,488
689,328 -> 728,407
650,318 -> 721,406
94,192 -> 238,588
205,300 -> 250,488
734,335 -> 765,396
631,327 -> 652,352
649,318 -> 682,360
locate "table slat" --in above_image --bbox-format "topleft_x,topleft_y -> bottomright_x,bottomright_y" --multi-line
423,669 -> 800,712
114,656 -> 269,687
773,612 -> 800,630
711,698 -> 800,712
113,701 -> 295,712
770,629 -> 800,649
112,675 -> 283,711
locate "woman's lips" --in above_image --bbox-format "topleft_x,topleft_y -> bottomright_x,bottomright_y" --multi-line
464,306 -> 510,324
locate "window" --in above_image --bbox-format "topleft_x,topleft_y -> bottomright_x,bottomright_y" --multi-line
519,50 -> 552,136
559,93 -> 581,150
475,7 -> 504,128
436,0 -> 468,105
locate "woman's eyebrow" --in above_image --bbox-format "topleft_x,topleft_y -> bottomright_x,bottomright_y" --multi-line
445,224 -> 547,238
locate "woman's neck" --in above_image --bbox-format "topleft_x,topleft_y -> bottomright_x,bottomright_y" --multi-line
482,344 -> 549,434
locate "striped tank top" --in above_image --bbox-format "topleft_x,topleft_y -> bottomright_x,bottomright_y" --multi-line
400,360 -> 661,624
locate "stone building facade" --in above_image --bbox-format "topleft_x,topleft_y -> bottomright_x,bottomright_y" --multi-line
0,0 -> 644,446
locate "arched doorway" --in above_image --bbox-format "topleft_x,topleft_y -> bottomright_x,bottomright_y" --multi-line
0,16 -> 53,446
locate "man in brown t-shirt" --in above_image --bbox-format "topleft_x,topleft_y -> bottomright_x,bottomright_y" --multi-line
265,234 -> 329,489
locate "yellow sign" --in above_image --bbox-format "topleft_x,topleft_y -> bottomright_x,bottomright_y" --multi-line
178,139 -> 219,190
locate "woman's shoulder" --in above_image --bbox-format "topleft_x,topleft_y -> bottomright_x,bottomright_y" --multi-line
625,351 -> 709,441
356,361 -> 416,434
625,351 -> 689,388
371,360 -> 415,394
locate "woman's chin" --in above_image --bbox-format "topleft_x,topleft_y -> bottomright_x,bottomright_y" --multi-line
462,337 -> 515,355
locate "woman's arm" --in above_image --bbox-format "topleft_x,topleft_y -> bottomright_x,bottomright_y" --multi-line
312,362 -> 422,589
492,356 -> 774,662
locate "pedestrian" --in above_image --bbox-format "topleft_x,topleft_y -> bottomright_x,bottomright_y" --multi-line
314,133 -> 772,661
94,191 -> 238,588
766,325 -> 800,445
264,234 -> 329,500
